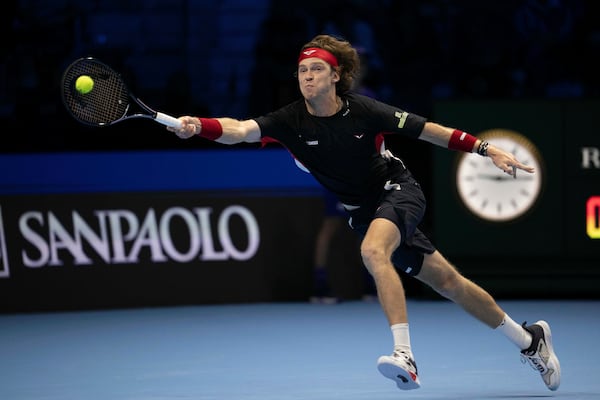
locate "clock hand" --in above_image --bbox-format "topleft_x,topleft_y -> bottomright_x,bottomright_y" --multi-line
476,174 -> 534,181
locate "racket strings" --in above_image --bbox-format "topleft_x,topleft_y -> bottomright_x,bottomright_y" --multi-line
62,59 -> 130,126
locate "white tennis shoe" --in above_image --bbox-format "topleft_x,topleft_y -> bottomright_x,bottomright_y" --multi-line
521,320 -> 561,391
377,350 -> 420,390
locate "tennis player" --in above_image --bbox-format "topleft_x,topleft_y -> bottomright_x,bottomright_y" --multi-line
168,34 -> 560,391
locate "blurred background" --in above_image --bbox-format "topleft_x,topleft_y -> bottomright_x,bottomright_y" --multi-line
3,0 -> 598,150
1,0 -> 598,312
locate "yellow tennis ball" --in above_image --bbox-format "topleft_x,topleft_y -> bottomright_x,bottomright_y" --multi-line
75,75 -> 94,94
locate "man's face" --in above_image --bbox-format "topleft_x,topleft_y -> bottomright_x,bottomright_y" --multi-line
297,59 -> 338,99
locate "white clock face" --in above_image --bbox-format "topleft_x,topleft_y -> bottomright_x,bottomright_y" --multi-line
455,132 -> 543,222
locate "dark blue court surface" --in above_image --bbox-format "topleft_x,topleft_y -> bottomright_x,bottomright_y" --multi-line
1,300 -> 597,399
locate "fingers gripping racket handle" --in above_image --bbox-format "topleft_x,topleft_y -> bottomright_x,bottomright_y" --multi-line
155,112 -> 183,129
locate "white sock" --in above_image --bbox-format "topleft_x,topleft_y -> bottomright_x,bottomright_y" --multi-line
391,323 -> 412,354
495,314 -> 532,350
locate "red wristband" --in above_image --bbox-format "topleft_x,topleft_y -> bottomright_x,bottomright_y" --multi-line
448,129 -> 477,152
198,118 -> 223,140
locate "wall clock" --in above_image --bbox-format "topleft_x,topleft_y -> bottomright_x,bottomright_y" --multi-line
455,129 -> 544,222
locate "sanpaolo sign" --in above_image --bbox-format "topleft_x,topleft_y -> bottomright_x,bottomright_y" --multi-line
0,192 -> 322,312
17,205 -> 260,270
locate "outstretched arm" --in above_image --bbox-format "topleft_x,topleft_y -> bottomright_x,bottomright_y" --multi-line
418,121 -> 535,177
167,116 -> 262,145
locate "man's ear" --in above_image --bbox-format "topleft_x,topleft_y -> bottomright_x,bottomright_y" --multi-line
332,71 -> 340,83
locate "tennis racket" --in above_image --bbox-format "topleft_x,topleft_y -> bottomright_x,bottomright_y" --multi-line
61,57 -> 182,129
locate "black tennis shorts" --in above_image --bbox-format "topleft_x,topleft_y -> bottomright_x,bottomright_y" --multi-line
346,175 -> 436,276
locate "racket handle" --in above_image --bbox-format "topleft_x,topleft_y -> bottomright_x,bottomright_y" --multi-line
155,112 -> 183,129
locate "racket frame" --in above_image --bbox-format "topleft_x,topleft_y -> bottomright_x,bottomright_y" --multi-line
61,57 -> 182,129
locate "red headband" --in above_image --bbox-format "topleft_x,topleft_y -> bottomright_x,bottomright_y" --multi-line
298,47 -> 339,67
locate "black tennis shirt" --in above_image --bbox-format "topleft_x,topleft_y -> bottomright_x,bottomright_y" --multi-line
254,92 -> 427,206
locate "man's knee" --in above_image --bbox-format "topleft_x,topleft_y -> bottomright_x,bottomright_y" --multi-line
360,243 -> 385,268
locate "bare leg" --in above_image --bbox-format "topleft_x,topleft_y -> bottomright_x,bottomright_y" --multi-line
415,251 -> 561,391
360,218 -> 407,325
363,219 -> 422,389
415,250 -> 504,328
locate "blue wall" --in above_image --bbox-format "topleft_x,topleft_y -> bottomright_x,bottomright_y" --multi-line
0,149 -> 321,195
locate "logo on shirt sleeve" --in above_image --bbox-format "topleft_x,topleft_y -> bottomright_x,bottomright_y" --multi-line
395,111 -> 408,128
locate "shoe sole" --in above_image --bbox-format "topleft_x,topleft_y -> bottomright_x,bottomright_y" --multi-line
377,356 -> 421,390
535,320 -> 561,391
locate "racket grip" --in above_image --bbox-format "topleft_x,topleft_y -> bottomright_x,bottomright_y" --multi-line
155,112 -> 183,129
